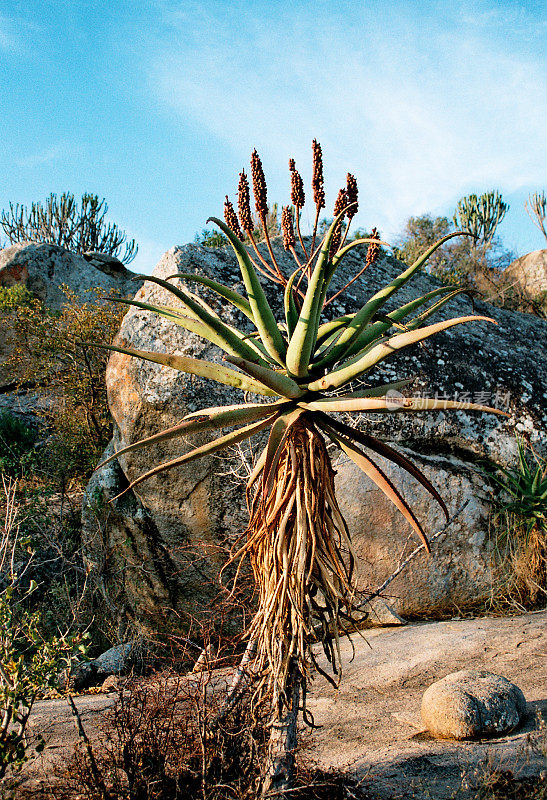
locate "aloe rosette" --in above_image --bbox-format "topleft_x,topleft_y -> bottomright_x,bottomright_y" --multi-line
97,147 -> 507,762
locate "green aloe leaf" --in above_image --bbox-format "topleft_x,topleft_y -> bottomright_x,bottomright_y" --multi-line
224,355 -> 305,399
133,274 -> 222,319
284,267 -> 300,340
320,421 -> 430,550
110,297 -> 270,365
313,233 -> 472,367
112,414 -> 279,498
97,343 -> 278,395
318,412 -> 448,520
313,286 -> 461,369
262,407 -> 306,497
208,217 -> 287,364
97,402 -> 288,471
309,315 -> 496,392
339,287 -> 467,362
133,275 -> 268,365
348,379 -> 415,398
301,395 -> 508,416
166,273 -> 255,321
406,288 -> 468,327
315,314 -> 355,347
285,206 -> 349,378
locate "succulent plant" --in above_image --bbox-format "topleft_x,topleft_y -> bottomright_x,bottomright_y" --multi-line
484,440 -> 546,608
99,143 -> 507,792
487,440 -> 547,533
0,192 -> 138,264
525,190 -> 547,243
453,190 -> 508,249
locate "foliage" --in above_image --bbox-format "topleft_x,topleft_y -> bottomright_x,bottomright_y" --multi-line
7,286 -> 124,484
393,215 -> 452,273
0,192 -> 138,265
194,228 -> 229,248
525,190 -> 547,243
394,213 -> 515,291
100,141 -> 504,794
453,190 -> 508,248
0,414 -> 38,478
0,285 -> 36,313
0,288 -> 123,661
485,440 -> 546,607
0,478 -> 87,780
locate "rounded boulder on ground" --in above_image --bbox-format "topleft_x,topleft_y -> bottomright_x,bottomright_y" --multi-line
421,669 -> 527,740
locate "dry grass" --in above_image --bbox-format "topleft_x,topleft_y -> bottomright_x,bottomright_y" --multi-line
224,419 -> 360,718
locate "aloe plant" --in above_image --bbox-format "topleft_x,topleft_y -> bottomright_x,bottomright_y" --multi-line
485,440 -> 546,607
100,144 -> 506,794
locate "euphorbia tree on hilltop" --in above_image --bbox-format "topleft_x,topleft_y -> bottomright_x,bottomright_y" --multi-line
99,141 -> 506,795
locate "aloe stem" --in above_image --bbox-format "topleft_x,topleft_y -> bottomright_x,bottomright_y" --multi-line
247,229 -> 284,285
294,207 -> 308,261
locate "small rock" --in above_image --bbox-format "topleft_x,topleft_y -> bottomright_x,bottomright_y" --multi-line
72,642 -> 135,691
366,598 -> 407,626
93,642 -> 133,676
421,670 -> 526,740
101,674 -> 120,693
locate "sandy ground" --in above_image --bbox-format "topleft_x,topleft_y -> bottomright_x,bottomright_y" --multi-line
306,610 -> 547,798
5,610 -> 546,799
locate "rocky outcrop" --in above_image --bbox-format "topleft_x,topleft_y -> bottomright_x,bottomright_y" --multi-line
83,238 -> 547,631
0,242 -> 142,309
504,248 -> 547,300
0,242 -> 144,425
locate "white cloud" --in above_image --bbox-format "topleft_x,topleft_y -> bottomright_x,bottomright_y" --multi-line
0,13 -> 21,52
15,143 -> 81,169
146,1 -> 546,241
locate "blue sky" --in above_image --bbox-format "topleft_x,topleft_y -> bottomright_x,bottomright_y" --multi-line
1,0 -> 545,272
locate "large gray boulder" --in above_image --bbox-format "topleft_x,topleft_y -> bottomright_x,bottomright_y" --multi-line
0,242 -> 142,309
83,238 -> 546,632
504,248 -> 547,301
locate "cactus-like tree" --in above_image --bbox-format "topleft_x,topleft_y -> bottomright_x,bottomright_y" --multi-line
0,193 -> 138,264
453,191 -> 508,249
99,145 -> 505,794
525,191 -> 547,243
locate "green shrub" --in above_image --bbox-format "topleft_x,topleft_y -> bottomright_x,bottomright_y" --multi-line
394,213 -> 517,305
0,285 -> 37,313
0,413 -> 38,477
0,480 -> 87,780
7,286 -> 124,484
194,228 -> 229,248
484,440 -> 547,608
